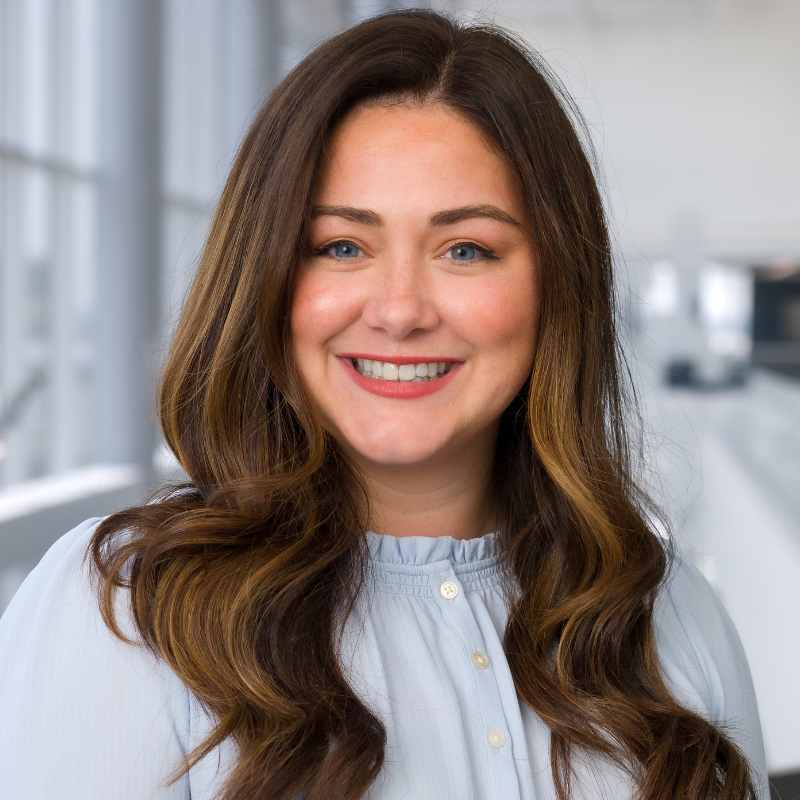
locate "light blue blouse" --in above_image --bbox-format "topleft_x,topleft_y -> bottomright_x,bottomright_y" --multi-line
0,516 -> 770,799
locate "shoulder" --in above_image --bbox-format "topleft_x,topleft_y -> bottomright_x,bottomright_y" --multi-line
2,515 -> 142,646
651,544 -> 769,797
0,516 -> 192,796
0,513 -> 189,700
651,546 -> 744,722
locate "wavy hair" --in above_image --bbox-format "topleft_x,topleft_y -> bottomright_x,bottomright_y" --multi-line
86,8 -> 758,799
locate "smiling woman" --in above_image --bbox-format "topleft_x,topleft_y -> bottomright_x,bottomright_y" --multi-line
290,101 -> 539,538
0,7 -> 769,800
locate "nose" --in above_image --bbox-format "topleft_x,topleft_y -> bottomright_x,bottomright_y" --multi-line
361,255 -> 439,337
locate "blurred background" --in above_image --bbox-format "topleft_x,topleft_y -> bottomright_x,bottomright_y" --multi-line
0,0 -> 797,794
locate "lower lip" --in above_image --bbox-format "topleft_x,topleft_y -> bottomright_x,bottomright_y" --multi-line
339,357 -> 464,399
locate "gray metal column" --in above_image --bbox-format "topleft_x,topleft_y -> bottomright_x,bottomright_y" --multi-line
256,0 -> 284,105
223,1 -> 281,164
96,0 -> 162,495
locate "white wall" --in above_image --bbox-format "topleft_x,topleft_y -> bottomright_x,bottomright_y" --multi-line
459,0 -> 800,261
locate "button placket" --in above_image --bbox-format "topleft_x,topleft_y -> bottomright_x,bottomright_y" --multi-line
431,564 -> 522,798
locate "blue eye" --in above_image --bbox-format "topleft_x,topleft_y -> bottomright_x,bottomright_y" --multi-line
446,242 -> 499,263
312,240 -> 499,262
313,240 -> 363,260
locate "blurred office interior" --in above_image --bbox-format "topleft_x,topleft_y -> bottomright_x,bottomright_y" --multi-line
0,1 -> 797,795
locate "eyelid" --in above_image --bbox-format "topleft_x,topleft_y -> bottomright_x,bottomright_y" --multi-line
312,239 -> 499,261
444,241 -> 499,261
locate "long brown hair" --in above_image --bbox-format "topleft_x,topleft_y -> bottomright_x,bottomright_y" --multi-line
85,8 -> 759,799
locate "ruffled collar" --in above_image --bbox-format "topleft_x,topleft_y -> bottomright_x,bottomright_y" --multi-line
364,527 -> 500,567
362,527 -> 508,596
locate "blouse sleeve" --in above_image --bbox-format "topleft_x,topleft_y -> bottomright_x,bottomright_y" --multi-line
0,516 -> 191,799
656,551 -> 771,800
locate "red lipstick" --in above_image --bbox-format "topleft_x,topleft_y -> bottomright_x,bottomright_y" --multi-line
338,356 -> 463,399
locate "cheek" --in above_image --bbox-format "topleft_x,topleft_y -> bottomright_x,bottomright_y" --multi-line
290,273 -> 353,342
457,276 -> 538,352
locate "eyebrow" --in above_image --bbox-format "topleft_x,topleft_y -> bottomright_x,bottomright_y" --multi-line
310,204 -> 522,229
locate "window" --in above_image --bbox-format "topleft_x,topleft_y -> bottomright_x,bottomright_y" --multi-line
0,0 -> 99,486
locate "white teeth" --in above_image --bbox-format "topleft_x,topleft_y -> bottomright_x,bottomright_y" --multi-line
353,359 -> 454,381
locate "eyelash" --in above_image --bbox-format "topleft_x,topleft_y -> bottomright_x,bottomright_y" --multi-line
312,239 -> 500,263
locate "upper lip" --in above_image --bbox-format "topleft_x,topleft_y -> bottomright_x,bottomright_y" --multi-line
339,353 -> 464,365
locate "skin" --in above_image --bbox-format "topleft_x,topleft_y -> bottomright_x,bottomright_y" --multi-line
290,102 -> 539,540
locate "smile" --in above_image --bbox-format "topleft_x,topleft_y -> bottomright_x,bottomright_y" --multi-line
338,356 -> 463,399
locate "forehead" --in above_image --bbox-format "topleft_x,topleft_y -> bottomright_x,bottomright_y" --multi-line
313,103 -> 525,216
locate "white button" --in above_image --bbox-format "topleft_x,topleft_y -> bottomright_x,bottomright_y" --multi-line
439,579 -> 459,600
471,650 -> 490,669
487,728 -> 506,748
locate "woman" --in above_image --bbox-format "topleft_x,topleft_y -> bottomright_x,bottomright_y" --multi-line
0,8 -> 769,800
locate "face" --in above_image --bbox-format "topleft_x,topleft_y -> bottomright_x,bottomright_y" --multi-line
290,102 -> 538,475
